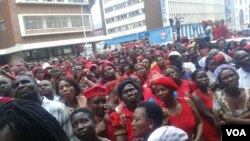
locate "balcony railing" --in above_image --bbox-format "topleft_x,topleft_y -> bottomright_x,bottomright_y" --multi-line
24,26 -> 93,36
16,0 -> 89,5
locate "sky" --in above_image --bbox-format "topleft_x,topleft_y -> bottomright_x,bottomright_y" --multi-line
91,0 -> 102,29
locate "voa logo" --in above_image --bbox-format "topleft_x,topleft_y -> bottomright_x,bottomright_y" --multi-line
226,129 -> 246,136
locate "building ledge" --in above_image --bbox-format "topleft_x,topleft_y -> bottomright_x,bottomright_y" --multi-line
16,0 -> 89,5
0,35 -> 112,55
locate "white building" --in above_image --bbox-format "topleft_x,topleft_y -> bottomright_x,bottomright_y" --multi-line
161,0 -> 225,26
101,0 -> 167,37
101,0 -> 225,37
225,0 -> 250,29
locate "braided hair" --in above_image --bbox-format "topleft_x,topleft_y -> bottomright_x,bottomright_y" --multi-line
0,99 -> 69,141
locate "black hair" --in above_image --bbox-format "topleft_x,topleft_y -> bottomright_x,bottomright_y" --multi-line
55,76 -> 81,96
166,65 -> 181,74
116,78 -> 143,99
14,74 -> 38,86
124,62 -> 135,70
191,69 -> 204,81
240,39 -> 247,47
227,40 -> 237,50
137,102 -> 163,129
0,99 -> 69,141
70,108 -> 95,122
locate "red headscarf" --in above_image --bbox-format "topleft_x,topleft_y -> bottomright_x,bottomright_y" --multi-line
32,67 -> 43,76
150,75 -> 179,90
100,61 -> 116,75
83,85 -> 107,100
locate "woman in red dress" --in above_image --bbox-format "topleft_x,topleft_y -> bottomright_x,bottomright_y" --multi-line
165,65 -> 196,98
109,78 -> 143,141
150,75 -> 202,141
191,69 -> 220,141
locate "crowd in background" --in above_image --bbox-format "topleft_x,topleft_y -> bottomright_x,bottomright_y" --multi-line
1,20 -> 250,141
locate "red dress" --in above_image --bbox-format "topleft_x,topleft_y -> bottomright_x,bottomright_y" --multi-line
109,106 -> 134,140
176,80 -> 196,98
99,122 -> 116,141
168,98 -> 196,140
193,89 -> 220,141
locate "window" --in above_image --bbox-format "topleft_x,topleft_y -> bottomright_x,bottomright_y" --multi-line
63,47 -> 72,54
82,15 -> 91,26
70,16 -> 83,27
26,49 -> 48,60
24,16 -> 43,30
46,16 -> 61,28
0,20 -> 6,31
69,0 -> 85,3
105,7 -> 113,13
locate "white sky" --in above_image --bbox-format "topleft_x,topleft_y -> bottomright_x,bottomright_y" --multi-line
91,0 -> 102,29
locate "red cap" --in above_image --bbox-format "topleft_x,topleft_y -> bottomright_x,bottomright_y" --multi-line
83,85 -> 107,99
215,53 -> 225,63
100,61 -> 115,75
0,97 -> 12,103
32,67 -> 43,75
243,44 -> 250,51
150,75 -> 179,90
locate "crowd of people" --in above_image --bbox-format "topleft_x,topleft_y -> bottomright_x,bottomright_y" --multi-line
201,19 -> 231,42
1,22 -> 250,141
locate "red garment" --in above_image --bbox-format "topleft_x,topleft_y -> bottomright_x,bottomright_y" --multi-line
168,98 -> 196,140
109,106 -> 134,140
213,26 -> 223,40
150,64 -> 164,74
222,25 -> 231,39
143,87 -> 165,107
99,122 -> 116,141
193,89 -> 220,141
65,71 -> 73,78
120,106 -> 134,140
176,80 -> 196,97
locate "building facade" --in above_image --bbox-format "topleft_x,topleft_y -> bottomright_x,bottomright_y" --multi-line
101,0 -> 163,37
101,0 -> 224,45
0,0 -> 95,64
225,0 -> 250,29
161,0 -> 225,27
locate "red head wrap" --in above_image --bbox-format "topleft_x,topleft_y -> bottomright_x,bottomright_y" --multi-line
83,85 -> 107,100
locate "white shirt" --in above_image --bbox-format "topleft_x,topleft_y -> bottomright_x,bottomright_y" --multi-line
41,97 -> 76,141
237,68 -> 250,88
147,126 -> 188,141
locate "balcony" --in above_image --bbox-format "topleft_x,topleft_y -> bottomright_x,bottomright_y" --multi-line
16,0 -> 89,5
18,14 -> 93,36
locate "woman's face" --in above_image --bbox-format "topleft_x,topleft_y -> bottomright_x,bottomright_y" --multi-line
132,107 -> 152,138
88,95 -> 106,117
207,59 -> 218,72
152,84 -> 173,101
135,65 -> 147,76
228,42 -> 237,50
103,66 -> 116,79
121,84 -> 140,106
219,69 -> 239,89
188,48 -> 196,56
141,59 -> 150,68
71,112 -> 95,140
194,71 -> 209,88
58,80 -> 76,101
156,56 -> 164,67
218,41 -> 226,50
165,68 -> 180,82
35,70 -> 44,80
